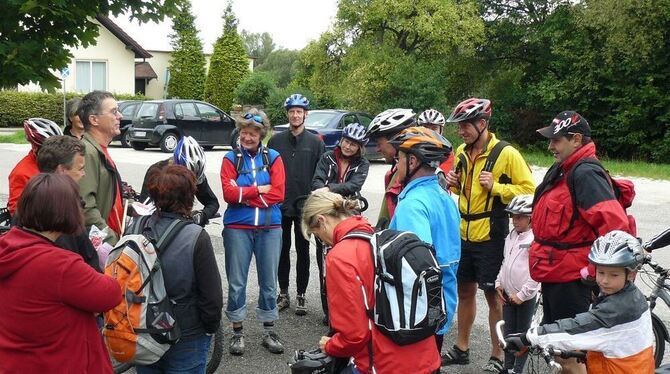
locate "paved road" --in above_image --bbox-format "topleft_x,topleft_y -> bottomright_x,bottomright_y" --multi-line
1,142 -> 668,373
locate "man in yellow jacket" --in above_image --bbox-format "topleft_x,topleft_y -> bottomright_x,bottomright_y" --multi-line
442,98 -> 535,373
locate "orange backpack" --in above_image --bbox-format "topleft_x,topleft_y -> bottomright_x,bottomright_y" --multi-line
103,217 -> 187,365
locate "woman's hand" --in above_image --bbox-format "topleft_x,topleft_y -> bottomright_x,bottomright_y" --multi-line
319,336 -> 330,351
313,187 -> 329,193
257,185 -> 271,194
509,294 -> 523,305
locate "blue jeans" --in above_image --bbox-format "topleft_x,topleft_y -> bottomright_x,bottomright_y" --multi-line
223,227 -> 282,322
136,334 -> 211,374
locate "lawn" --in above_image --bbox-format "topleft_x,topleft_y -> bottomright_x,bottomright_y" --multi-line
0,131 -> 26,144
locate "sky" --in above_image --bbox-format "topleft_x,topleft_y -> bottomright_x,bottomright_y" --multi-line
112,0 -> 339,54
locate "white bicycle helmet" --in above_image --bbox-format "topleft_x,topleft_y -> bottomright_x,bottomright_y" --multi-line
173,136 -> 207,184
24,118 -> 63,150
341,123 -> 369,146
365,108 -> 415,139
417,109 -> 446,127
589,230 -> 643,271
505,194 -> 533,215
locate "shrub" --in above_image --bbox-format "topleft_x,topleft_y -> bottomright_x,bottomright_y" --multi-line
0,91 -> 145,127
235,72 -> 277,105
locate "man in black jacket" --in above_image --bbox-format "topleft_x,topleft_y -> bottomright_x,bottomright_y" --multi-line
268,93 -> 325,316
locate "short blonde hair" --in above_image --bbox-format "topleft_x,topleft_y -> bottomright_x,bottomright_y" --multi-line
235,108 -> 270,138
300,191 -> 360,239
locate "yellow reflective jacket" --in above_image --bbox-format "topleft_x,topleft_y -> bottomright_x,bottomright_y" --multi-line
450,133 -> 535,242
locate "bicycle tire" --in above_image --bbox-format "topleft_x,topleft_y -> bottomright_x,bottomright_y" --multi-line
206,325 -> 224,374
653,313 -> 666,368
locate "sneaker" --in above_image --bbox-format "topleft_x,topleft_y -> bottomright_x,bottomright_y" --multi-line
277,293 -> 290,311
295,294 -> 307,316
482,356 -> 504,373
441,345 -> 470,366
229,334 -> 245,356
261,331 -> 284,354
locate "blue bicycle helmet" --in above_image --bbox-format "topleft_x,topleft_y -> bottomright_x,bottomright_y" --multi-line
341,123 -> 369,146
284,94 -> 310,111
174,136 -> 207,184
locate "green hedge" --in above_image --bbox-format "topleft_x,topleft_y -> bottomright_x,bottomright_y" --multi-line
0,91 -> 146,127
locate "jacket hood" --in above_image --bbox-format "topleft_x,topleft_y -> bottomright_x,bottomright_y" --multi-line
333,216 -> 374,244
562,142 -> 597,172
0,227 -> 54,279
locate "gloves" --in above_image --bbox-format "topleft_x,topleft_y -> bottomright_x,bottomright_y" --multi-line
192,211 -> 206,227
504,332 -> 530,352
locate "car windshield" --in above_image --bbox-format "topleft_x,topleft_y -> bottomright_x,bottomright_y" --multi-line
305,112 -> 339,128
138,103 -> 160,118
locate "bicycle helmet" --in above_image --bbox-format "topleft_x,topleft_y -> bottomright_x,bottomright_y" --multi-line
390,126 -> 452,168
288,348 -> 334,374
173,136 -> 207,184
505,194 -> 533,216
365,108 -> 416,139
341,122 -> 369,146
284,94 -> 310,111
417,109 -> 446,127
24,118 -> 63,150
589,230 -> 643,272
446,98 -> 492,123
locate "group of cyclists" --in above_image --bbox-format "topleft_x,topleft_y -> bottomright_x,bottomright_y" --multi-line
0,89 -> 658,374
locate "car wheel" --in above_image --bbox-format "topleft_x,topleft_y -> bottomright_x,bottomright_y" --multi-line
160,132 -> 179,153
131,142 -> 147,151
120,130 -> 132,148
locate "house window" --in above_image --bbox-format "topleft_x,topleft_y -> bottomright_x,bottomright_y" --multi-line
75,61 -> 107,92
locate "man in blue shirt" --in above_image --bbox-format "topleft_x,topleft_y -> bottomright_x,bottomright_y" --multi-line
388,127 -> 461,362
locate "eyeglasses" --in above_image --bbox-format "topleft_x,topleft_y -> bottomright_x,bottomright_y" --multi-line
244,113 -> 263,124
96,107 -> 120,116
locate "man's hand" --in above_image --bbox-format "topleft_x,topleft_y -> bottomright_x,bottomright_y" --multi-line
445,170 -> 461,188
479,171 -> 494,191
319,336 -> 330,351
192,211 -> 206,227
504,332 -> 530,352
257,185 -> 271,194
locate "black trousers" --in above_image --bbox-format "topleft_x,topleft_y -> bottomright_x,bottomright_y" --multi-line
278,216 -> 311,294
315,239 -> 329,317
503,298 -> 537,372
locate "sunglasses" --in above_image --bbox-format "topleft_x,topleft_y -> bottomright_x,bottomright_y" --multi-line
244,113 -> 263,124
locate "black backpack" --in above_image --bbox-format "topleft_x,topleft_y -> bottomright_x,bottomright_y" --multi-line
343,229 -> 445,346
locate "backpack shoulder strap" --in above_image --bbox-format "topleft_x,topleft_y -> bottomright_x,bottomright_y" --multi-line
483,140 -> 510,173
126,215 -> 151,235
341,231 -> 373,241
234,148 -> 244,174
262,147 -> 271,168
154,219 -> 190,255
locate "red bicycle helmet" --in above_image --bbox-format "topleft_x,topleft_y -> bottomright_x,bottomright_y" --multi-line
24,118 -> 63,150
446,98 -> 492,123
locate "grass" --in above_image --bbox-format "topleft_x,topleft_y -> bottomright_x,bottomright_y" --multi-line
0,131 -> 27,144
523,149 -> 670,180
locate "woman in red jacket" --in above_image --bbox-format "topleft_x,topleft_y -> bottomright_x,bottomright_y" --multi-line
0,173 -> 121,373
301,191 -> 440,374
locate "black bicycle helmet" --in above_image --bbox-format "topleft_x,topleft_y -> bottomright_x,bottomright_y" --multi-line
288,348 -> 334,374
589,230 -> 643,271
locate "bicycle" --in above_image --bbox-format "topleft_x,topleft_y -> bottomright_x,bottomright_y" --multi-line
638,227 -> 670,367
0,207 -> 10,235
496,320 -> 586,374
288,347 -> 335,374
112,323 -> 224,374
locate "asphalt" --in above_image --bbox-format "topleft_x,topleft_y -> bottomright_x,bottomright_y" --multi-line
1,142 -> 668,373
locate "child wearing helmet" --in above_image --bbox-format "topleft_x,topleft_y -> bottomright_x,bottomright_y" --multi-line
7,118 -> 63,215
504,230 -> 654,374
311,122 -> 371,324
494,194 -> 539,374
417,109 -> 455,174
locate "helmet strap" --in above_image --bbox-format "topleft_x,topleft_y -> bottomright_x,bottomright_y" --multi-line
402,153 -> 422,186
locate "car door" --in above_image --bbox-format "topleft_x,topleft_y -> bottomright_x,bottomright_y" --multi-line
329,113 -> 358,149
195,103 -> 233,145
174,102 -> 202,139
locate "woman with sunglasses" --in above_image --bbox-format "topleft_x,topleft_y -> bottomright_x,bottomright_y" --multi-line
311,122 -> 370,324
220,108 -> 286,356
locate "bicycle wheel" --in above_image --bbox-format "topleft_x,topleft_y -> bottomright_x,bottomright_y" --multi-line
206,324 -> 224,374
530,294 -> 543,328
653,312 -> 666,368
524,350 -> 556,374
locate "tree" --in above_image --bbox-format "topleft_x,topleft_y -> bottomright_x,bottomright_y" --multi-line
204,1 -> 250,112
167,1 -> 206,100
256,49 -> 300,88
234,72 -> 277,105
240,30 -> 276,67
0,0 -> 182,91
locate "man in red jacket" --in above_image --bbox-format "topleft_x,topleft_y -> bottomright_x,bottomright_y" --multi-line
529,111 -> 630,374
